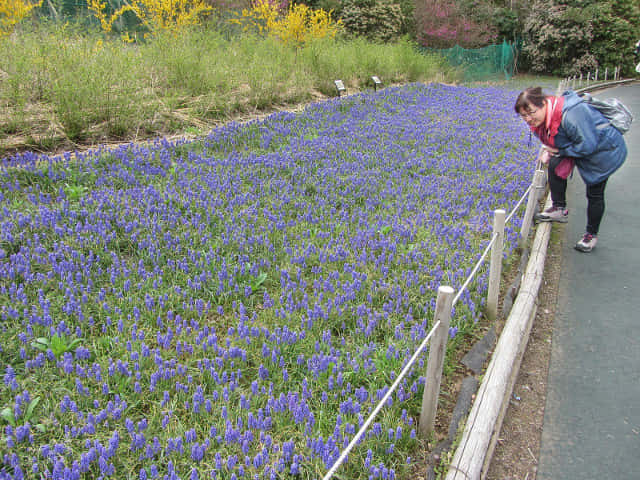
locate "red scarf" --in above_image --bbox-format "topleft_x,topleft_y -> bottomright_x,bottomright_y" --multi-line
531,95 -> 574,180
531,96 -> 564,147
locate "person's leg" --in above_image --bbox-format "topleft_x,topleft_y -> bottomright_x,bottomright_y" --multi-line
536,166 -> 569,222
548,167 -> 568,208
575,178 -> 608,252
585,179 -> 608,235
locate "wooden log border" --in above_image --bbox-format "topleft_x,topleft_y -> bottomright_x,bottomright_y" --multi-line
444,194 -> 553,480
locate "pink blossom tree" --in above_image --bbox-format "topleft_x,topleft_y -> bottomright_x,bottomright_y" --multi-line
415,0 -> 496,48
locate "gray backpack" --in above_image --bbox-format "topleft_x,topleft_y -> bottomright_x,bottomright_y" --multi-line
579,92 -> 634,134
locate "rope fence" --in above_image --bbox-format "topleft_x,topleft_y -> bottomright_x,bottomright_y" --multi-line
321,318 -> 442,480
442,77 -> 635,480
505,183 -> 532,224
321,163 -> 546,480
325,73 -> 636,479
452,231 -> 496,309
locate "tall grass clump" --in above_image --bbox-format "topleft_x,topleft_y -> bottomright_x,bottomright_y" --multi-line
51,38 -> 152,140
0,26 -> 154,143
300,36 -> 452,93
146,31 -> 309,114
0,22 -> 456,154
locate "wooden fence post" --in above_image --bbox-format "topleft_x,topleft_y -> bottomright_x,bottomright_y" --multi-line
487,209 -> 506,321
419,285 -> 454,438
519,169 -> 545,249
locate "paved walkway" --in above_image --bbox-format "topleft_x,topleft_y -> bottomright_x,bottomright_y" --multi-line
537,83 -> 640,479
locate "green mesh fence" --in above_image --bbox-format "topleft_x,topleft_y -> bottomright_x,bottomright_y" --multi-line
427,40 -> 519,81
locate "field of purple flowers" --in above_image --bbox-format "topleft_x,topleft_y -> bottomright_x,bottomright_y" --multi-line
0,83 -> 537,480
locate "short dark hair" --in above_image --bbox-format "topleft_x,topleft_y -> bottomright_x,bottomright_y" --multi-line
514,87 -> 548,114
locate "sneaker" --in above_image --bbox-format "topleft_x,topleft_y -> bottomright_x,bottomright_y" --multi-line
535,206 -> 569,223
575,233 -> 597,252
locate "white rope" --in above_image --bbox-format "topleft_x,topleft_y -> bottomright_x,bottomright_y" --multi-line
452,232 -> 497,308
321,319 -> 442,480
453,175 -> 537,308
505,183 -> 533,224
321,174 -> 536,479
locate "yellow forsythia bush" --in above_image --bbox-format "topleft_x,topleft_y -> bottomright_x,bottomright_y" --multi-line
88,0 -> 212,37
0,0 -> 41,37
230,0 -> 340,45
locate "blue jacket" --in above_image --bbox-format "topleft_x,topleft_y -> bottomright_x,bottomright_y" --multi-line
555,90 -> 627,185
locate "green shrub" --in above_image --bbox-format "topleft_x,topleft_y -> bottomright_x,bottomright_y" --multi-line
339,0 -> 404,42
0,27 -> 60,106
522,0 -> 639,77
488,6 -> 522,43
146,28 -> 231,98
53,39 -> 148,140
590,0 -> 640,77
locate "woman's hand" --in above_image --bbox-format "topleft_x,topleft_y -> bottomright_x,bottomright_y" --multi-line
540,150 -> 551,165
540,146 -> 559,165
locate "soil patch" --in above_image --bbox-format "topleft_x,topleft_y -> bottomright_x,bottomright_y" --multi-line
486,224 -> 564,480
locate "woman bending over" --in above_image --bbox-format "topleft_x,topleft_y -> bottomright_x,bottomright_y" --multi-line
514,87 -> 627,252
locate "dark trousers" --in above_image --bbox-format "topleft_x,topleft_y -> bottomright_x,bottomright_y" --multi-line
548,167 -> 608,235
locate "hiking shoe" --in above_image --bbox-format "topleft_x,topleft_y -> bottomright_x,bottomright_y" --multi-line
575,233 -> 597,252
535,206 -> 569,223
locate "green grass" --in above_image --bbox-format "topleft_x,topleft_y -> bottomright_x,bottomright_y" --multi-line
0,25 -> 457,156
465,73 -> 562,91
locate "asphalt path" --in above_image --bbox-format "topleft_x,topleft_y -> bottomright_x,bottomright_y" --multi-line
537,82 -> 640,479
